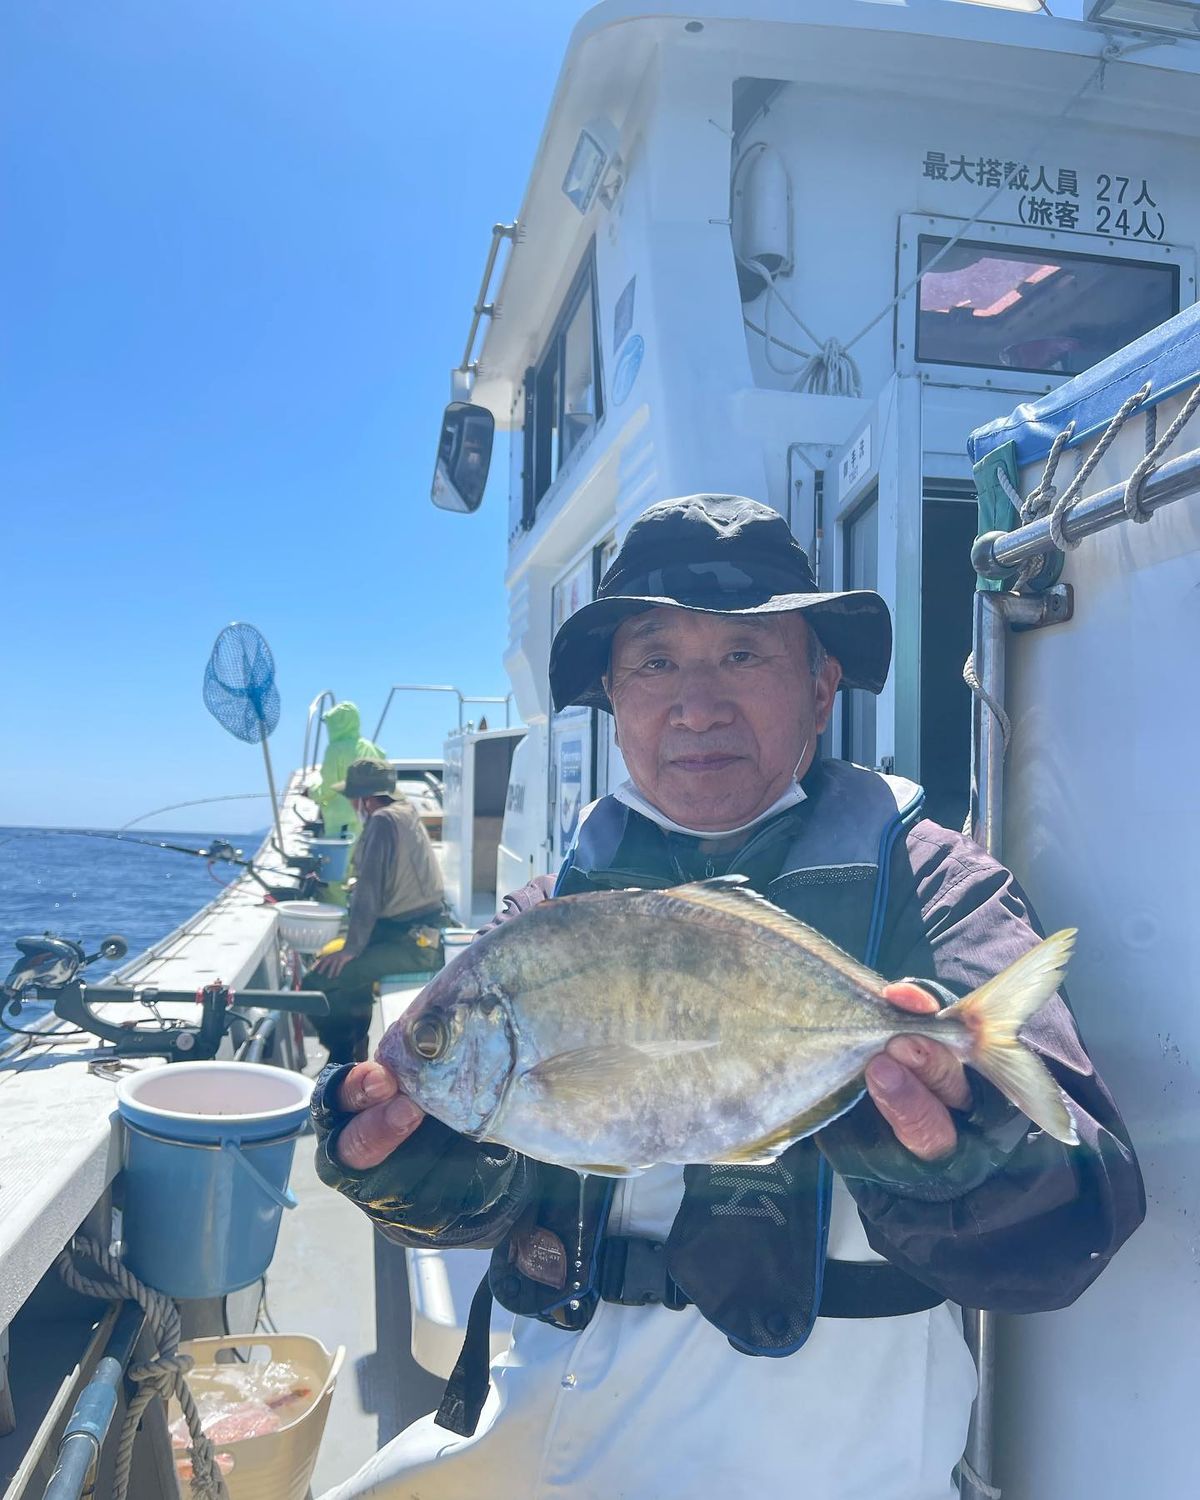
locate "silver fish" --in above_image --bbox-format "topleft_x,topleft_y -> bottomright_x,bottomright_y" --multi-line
377,876 -> 1078,1175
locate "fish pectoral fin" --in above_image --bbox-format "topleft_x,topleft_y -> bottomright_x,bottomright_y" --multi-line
713,1079 -> 867,1164
522,1040 -> 716,1099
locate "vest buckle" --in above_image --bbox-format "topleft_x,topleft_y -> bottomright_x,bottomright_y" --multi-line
597,1235 -> 688,1310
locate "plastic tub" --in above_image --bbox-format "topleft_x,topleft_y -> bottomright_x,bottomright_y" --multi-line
170,1333 -> 344,1500
116,1063 -> 313,1299
273,900 -> 344,952
307,836 -> 354,884
441,928 -> 477,964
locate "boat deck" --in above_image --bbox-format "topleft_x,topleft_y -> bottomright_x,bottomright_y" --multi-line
269,1001 -> 445,1496
0,769 -> 491,1496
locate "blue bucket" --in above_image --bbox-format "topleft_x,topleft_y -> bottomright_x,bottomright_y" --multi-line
115,1062 -> 314,1300
309,836 -> 354,884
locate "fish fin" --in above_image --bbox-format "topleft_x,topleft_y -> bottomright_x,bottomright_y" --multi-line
939,929 -> 1079,1146
569,1162 -> 645,1178
522,1040 -> 716,1099
656,878 -> 881,985
713,1079 -> 866,1164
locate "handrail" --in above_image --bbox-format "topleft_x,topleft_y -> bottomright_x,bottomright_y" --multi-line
302,689 -> 336,772
373,685 -> 516,743
977,441 -> 1200,578
459,222 -> 519,377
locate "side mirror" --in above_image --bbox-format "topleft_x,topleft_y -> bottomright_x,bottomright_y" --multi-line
431,401 -> 495,514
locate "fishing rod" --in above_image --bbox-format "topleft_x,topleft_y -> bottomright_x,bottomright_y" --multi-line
18,828 -> 249,860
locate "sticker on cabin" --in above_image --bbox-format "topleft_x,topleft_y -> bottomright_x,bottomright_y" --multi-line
558,738 -> 584,847
840,425 -> 871,495
920,151 -> 1166,241
612,334 -> 644,406
614,276 -> 636,352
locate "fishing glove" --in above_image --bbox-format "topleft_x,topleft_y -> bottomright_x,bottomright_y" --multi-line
310,1063 -> 535,1248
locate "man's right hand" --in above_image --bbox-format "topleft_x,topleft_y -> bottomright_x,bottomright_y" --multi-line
332,1061 -> 426,1169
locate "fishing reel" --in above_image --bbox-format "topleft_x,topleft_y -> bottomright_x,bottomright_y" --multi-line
202,838 -> 244,864
3,933 -> 128,1006
1,931 -> 231,1059
3,931 -> 329,1061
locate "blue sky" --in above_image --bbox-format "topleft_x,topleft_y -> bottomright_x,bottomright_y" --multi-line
0,1 -> 576,830
0,1 -> 1092,832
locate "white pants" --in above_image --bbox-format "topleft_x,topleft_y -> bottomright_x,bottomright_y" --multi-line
320,1297 -> 975,1500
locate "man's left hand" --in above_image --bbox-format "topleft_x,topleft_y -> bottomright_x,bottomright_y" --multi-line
314,949 -> 354,979
865,984 -> 972,1162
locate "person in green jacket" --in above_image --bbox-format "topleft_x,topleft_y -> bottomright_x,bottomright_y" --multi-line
310,702 -> 386,840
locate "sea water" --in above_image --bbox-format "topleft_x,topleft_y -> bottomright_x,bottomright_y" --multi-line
0,827 -> 256,1032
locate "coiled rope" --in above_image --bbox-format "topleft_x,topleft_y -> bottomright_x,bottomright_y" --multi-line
57,1236 -> 230,1500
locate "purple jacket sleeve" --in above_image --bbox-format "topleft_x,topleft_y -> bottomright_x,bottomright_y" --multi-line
817,821 -> 1145,1313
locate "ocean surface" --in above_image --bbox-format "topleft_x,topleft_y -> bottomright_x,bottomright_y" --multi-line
0,828 -> 258,1029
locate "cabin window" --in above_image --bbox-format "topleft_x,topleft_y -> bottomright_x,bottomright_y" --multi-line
915,235 -> 1179,377
524,250 -> 603,522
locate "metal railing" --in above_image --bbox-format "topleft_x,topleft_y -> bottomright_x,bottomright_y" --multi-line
975,441 -> 1200,580
301,689 -> 336,773
373,684 -> 515,743
458,222 -> 519,378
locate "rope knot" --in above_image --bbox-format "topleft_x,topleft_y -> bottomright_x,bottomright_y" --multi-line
57,1236 -> 230,1500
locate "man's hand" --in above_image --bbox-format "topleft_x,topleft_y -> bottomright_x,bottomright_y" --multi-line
313,949 -> 354,979
865,984 -> 972,1162
331,1061 -> 426,1169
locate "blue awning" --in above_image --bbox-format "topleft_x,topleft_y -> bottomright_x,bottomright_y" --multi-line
968,300 -> 1200,469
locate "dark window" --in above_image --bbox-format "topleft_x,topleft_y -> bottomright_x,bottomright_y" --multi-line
919,488 -> 978,834
915,236 -> 1179,376
841,490 -> 879,770
523,250 -> 603,521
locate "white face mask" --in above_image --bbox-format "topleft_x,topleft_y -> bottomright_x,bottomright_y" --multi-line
613,776 -> 808,841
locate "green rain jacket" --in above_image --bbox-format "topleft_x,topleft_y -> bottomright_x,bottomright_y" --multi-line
312,702 -> 386,839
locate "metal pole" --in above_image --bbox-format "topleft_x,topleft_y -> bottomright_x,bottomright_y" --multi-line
980,442 -> 1200,577
962,586 -> 1068,1500
459,222 -> 519,375
960,590 -> 1007,1500
260,736 -> 287,857
43,1303 -> 145,1500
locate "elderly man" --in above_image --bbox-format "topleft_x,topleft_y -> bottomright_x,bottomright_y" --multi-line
306,759 -> 446,1066
311,496 -> 1142,1499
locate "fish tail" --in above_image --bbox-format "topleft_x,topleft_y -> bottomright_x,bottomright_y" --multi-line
939,929 -> 1079,1145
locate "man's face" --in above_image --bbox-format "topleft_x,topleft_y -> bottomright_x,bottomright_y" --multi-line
604,607 -> 842,833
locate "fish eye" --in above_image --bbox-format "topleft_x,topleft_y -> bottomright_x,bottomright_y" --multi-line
411,1016 -> 448,1061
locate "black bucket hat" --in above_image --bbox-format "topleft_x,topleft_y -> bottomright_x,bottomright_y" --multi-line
333,759 -> 399,800
549,494 -> 892,713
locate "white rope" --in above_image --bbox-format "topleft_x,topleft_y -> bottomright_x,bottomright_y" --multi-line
957,1456 -> 1003,1500
740,253 -> 864,396
961,649 -> 1011,840
1045,382 -> 1152,551
57,1237 -> 230,1500
1020,422 -> 1075,523
1123,381 -> 1200,524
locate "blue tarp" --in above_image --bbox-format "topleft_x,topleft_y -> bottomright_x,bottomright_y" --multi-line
968,300 -> 1200,469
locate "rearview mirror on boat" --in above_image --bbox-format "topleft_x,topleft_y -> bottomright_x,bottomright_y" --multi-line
431,401 -> 494,513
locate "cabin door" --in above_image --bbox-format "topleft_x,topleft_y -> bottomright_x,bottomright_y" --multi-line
826,374 -> 924,781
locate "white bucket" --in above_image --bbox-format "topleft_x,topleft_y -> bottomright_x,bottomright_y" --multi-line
441,928 -> 477,964
274,901 -> 344,953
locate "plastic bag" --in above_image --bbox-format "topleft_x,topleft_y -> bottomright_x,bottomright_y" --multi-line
169,1357 -> 313,1449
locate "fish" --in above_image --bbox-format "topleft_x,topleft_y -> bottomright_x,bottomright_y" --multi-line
376,876 -> 1078,1175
